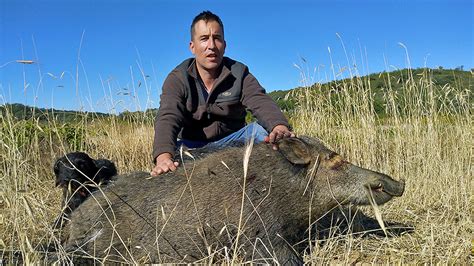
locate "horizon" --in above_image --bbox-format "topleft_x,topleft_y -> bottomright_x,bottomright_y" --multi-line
1,66 -> 471,115
1,0 -> 472,113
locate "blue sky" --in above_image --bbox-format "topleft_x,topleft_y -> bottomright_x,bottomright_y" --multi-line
1,0 -> 472,113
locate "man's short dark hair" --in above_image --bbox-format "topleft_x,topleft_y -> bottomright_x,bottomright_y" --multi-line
190,11 -> 224,40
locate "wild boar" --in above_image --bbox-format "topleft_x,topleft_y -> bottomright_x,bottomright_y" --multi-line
58,136 -> 405,264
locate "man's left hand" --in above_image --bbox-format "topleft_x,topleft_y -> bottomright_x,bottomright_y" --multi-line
265,125 -> 295,150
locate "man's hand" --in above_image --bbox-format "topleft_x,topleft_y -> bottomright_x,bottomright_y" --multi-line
264,124 -> 296,150
150,153 -> 179,176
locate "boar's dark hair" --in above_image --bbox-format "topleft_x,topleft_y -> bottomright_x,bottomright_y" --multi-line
53,152 -> 117,228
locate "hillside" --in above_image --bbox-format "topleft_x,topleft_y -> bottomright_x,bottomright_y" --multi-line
1,68 -> 471,122
0,103 -> 112,123
268,68 -> 472,114
0,103 -> 159,123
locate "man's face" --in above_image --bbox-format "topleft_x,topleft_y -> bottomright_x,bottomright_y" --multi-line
189,20 -> 226,74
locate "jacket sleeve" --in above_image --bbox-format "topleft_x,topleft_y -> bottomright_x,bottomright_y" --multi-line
152,70 -> 186,161
241,70 -> 290,132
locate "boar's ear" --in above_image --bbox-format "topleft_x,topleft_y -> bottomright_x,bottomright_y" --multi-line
94,159 -> 118,178
279,138 -> 311,165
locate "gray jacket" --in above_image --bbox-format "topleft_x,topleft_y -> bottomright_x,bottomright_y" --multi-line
153,57 -> 289,160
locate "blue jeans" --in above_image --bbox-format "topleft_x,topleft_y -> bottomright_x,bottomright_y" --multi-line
176,122 -> 268,150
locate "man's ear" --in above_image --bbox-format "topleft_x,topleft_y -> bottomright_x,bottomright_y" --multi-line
189,41 -> 195,55
278,138 -> 311,165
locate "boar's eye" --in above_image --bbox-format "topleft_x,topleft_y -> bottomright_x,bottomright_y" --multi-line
325,152 -> 345,169
53,161 -> 60,175
325,152 -> 338,160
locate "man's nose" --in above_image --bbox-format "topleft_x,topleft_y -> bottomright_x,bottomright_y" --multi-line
207,38 -> 216,49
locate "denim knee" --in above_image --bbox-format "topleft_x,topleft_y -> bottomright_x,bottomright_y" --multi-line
244,122 -> 268,143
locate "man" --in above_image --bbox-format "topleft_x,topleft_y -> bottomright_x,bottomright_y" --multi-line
151,11 -> 294,176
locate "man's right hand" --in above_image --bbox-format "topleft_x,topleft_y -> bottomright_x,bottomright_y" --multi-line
150,153 -> 179,176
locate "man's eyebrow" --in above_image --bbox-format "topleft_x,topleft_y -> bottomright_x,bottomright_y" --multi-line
198,33 -> 222,38
196,32 -> 210,38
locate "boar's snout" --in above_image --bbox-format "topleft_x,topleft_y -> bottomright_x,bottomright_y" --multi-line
364,172 -> 405,205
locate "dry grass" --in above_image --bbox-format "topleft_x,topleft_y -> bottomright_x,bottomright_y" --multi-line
0,64 -> 472,264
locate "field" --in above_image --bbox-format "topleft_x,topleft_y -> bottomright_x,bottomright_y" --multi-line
0,67 -> 472,264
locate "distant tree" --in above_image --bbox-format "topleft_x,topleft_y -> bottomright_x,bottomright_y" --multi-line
438,66 -> 444,70
455,65 -> 464,71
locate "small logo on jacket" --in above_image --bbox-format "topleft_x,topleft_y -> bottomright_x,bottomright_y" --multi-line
222,91 -> 232,97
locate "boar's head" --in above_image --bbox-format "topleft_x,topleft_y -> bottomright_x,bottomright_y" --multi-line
54,152 -> 117,188
278,136 -> 405,207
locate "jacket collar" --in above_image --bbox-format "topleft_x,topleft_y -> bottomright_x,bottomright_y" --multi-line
186,58 -> 232,86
